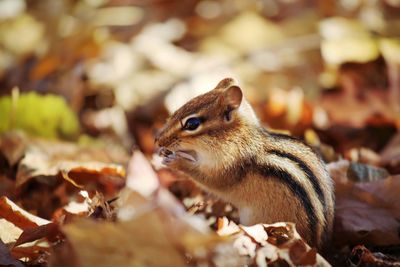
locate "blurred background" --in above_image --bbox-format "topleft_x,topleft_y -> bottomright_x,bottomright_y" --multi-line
0,0 -> 400,167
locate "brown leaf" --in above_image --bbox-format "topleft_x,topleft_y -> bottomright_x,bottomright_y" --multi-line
320,66 -> 395,128
115,188 -> 242,267
218,220 -> 330,266
0,174 -> 15,198
0,131 -> 27,166
8,136 -> 127,197
60,217 -> 189,267
350,245 -> 400,266
62,164 -> 126,196
11,245 -> 50,263
327,160 -> 400,246
14,223 -> 60,247
0,196 -> 50,230
316,124 -> 396,155
61,186 -> 222,267
0,240 -> 24,267
289,240 -> 317,266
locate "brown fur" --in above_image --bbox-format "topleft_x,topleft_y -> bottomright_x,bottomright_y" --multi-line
156,78 -> 334,249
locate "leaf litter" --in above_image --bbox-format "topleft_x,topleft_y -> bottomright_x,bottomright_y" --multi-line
1,1 -> 400,266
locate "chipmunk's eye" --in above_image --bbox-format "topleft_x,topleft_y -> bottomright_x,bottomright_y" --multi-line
183,117 -> 202,131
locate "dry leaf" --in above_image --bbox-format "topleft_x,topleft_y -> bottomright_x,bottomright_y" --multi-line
0,131 -> 27,166
217,219 -> 330,267
0,196 -> 50,230
0,174 -> 15,198
10,245 -> 50,264
122,151 -> 186,219
14,223 -> 60,247
0,219 -> 23,245
115,185 -> 242,267
0,135 -> 129,197
59,216 -> 189,267
349,245 -> 400,267
126,150 -> 159,197
0,197 -> 53,262
327,160 -> 400,246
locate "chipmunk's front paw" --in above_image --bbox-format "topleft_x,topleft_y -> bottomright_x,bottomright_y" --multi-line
158,147 -> 197,166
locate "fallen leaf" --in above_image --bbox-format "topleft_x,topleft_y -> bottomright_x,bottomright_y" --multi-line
59,217 -> 189,267
115,185 -> 243,267
289,240 -> 317,266
319,92 -> 395,129
0,174 -> 15,198
0,219 -> 22,244
0,196 -> 51,248
126,150 -> 159,197
349,245 -> 400,267
327,160 -> 400,246
14,223 -> 60,247
10,245 -> 50,264
0,131 -> 26,166
218,219 -> 330,267
121,151 -> 187,219
10,136 -> 127,196
0,196 -> 50,230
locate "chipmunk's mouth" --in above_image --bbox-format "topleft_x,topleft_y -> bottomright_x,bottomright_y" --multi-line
158,147 -> 197,165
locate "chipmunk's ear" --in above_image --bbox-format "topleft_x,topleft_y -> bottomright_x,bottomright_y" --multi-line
215,78 -> 238,90
223,85 -> 242,110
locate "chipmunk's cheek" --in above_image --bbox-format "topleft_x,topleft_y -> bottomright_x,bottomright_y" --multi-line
195,148 -> 219,170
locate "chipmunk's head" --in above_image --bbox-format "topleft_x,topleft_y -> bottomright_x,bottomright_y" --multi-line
156,78 -> 259,176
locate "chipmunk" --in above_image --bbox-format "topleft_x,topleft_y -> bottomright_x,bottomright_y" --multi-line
156,78 -> 335,249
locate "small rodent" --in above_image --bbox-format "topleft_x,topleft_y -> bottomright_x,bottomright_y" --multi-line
156,78 -> 335,249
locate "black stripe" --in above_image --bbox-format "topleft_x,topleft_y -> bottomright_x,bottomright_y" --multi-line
269,132 -> 300,142
268,132 -> 315,154
257,165 -> 317,245
268,150 -> 326,213
268,149 -> 328,245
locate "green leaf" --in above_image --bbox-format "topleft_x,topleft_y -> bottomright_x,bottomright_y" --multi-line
0,92 -> 79,139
